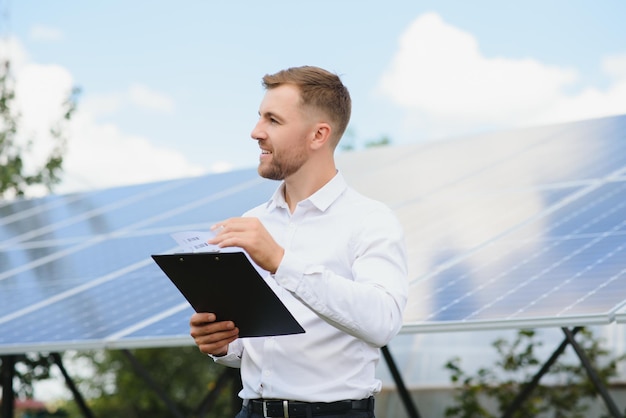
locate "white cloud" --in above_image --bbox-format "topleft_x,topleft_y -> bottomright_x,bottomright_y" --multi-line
0,37 -> 30,70
81,84 -> 175,117
13,62 -> 73,173
59,112 -> 206,193
29,24 -> 64,42
1,36 -> 207,196
210,161 -> 235,173
128,83 -> 175,113
378,13 -> 626,139
15,64 -> 72,132
80,92 -> 124,117
603,54 -> 626,79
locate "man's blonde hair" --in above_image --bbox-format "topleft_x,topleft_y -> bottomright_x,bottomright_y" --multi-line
262,66 -> 351,148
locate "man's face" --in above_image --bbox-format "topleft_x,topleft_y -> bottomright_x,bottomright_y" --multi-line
250,84 -> 316,180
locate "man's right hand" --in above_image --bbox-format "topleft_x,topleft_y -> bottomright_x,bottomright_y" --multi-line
189,312 -> 239,356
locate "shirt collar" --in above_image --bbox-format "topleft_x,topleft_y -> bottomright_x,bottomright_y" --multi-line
267,171 -> 347,212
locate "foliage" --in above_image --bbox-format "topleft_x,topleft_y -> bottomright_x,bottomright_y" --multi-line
364,135 -> 391,148
61,346 -> 239,418
0,55 -> 80,410
339,129 -> 392,151
0,59 -> 80,199
444,328 -> 626,418
0,353 -> 57,399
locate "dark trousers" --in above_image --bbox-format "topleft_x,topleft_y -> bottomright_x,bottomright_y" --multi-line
235,404 -> 375,418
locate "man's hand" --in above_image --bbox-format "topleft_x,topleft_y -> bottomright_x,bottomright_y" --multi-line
189,313 -> 239,356
209,217 -> 284,273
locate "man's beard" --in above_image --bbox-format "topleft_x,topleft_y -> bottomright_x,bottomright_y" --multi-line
258,146 -> 307,181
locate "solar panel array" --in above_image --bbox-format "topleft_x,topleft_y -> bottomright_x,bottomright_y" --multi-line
1,114 -> 625,356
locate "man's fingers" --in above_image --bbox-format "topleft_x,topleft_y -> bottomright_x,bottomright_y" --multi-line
190,319 -> 235,336
192,325 -> 239,356
212,217 -> 259,234
189,312 -> 216,326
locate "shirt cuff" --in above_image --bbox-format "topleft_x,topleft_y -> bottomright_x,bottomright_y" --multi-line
209,340 -> 243,367
210,351 -> 241,367
273,250 -> 308,292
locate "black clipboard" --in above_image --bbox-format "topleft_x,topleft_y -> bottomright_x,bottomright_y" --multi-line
151,252 -> 305,337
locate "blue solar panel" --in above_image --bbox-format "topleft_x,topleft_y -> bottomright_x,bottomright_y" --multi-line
1,114 -> 626,355
0,169 -> 279,354
392,116 -> 626,332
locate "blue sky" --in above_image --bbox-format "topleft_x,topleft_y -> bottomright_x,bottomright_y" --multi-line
3,0 -> 626,194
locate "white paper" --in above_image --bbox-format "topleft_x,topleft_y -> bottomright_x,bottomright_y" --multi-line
169,230 -> 269,277
170,230 -> 221,253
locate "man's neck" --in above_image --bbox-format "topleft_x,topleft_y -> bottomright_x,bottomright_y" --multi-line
283,163 -> 337,213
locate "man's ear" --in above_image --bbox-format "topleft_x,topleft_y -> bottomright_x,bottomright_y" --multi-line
310,122 -> 332,150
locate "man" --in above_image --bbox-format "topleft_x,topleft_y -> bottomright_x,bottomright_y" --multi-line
190,65 -> 408,418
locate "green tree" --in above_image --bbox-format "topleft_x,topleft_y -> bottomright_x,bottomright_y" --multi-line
0,59 -> 79,199
339,129 -> 392,152
0,353 -> 57,399
62,346 -> 239,418
0,56 -> 80,406
364,135 -> 391,148
444,328 -> 626,418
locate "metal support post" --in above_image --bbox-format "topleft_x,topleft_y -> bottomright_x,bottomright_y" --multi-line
562,328 -> 623,418
381,345 -> 421,418
502,327 -> 582,418
502,327 -> 624,418
50,352 -> 95,418
1,355 -> 16,418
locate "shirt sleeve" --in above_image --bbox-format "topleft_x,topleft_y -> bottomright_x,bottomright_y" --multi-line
272,207 -> 408,347
211,338 -> 243,368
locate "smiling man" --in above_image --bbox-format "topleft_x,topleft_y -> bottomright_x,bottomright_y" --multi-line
189,66 -> 408,418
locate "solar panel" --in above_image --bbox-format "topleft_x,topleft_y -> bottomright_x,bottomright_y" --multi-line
1,114 -> 625,356
0,170 -> 278,354
339,115 -> 626,333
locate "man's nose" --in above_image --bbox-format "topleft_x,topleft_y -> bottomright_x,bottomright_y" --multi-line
251,121 -> 265,141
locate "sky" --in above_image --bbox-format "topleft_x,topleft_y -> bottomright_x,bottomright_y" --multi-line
2,0 -> 626,196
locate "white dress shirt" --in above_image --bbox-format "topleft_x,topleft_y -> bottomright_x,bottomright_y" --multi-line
214,171 -> 408,402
